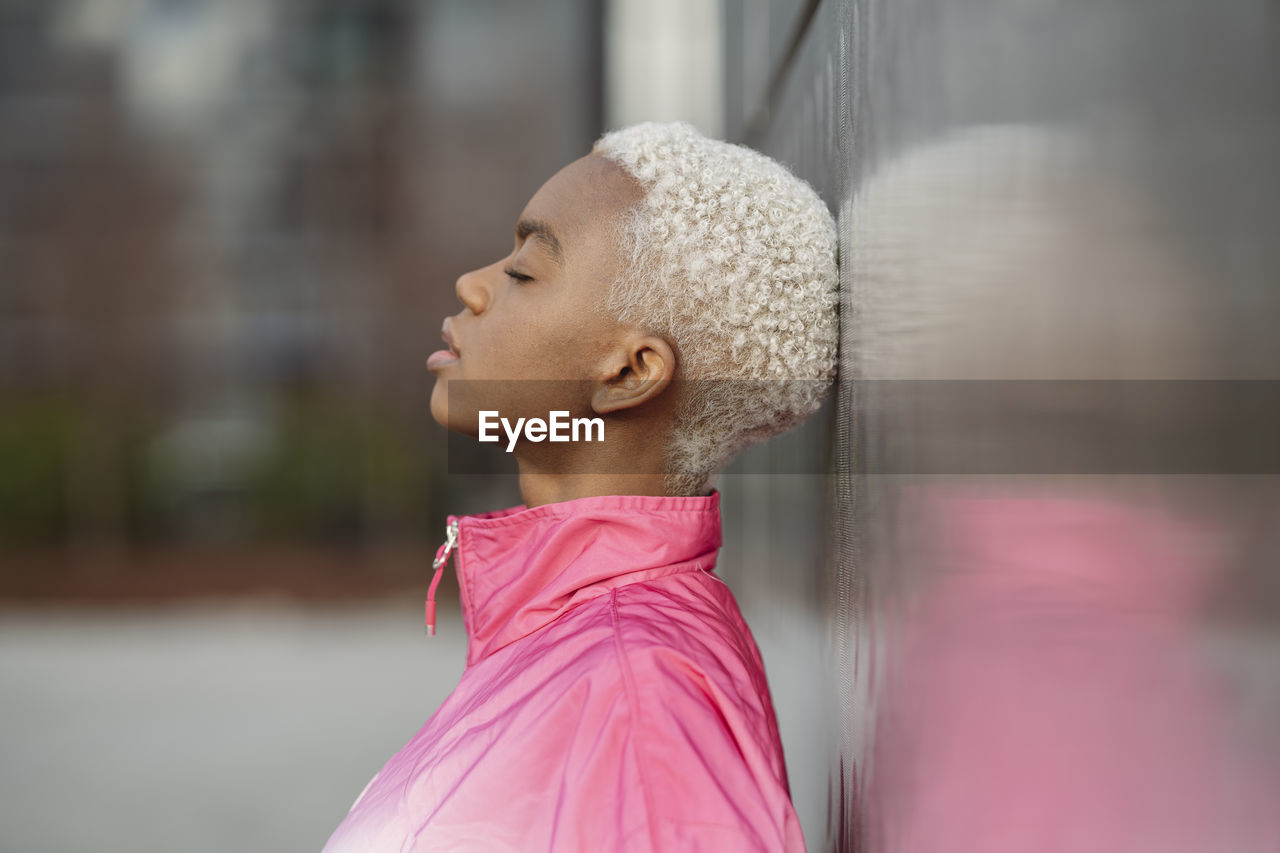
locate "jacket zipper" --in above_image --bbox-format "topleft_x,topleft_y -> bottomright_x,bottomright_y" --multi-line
425,518 -> 459,636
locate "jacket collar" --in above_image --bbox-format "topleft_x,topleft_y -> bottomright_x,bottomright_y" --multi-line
447,490 -> 722,667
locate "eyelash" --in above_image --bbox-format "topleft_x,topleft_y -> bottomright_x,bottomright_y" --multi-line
504,267 -> 533,283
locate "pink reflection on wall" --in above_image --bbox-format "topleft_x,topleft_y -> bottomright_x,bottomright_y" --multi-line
871,486 -> 1280,852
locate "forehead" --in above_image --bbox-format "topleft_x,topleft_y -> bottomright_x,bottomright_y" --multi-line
519,153 -> 643,263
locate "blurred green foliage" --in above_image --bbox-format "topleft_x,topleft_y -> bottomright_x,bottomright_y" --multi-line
0,392 -> 445,547
250,391 -> 442,542
0,395 -> 75,545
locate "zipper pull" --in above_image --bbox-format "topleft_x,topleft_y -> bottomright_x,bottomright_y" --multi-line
425,518 -> 459,636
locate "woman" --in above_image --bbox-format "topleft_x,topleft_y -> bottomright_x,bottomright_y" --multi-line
323,121 -> 837,852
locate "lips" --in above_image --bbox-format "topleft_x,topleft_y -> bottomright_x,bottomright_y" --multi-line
441,317 -> 460,356
427,318 -> 462,371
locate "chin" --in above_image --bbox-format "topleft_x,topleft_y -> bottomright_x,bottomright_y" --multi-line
429,377 -> 460,431
430,379 -> 484,437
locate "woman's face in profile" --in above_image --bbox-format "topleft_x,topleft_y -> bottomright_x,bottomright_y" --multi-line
428,152 -> 644,437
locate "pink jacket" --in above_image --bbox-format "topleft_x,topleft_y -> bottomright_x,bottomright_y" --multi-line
323,491 -> 805,852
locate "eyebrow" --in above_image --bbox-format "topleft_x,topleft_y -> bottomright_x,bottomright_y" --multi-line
515,218 -> 565,267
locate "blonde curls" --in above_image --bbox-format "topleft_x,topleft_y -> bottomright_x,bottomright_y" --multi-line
594,122 -> 839,495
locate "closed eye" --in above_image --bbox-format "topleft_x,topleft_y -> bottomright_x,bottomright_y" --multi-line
504,267 -> 533,283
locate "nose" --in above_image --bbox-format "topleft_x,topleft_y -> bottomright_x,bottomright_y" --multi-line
455,267 -> 490,315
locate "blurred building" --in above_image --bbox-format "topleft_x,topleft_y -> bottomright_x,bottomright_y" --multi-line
0,0 -> 602,570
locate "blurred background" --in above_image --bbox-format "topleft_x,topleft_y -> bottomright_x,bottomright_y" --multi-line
1,2 -> 732,850
3,1 -> 1280,851
0,0 -> 608,591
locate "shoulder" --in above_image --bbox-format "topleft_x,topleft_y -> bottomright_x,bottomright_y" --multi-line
447,579 -> 798,852
599,580 -> 800,851
606,574 -> 773,706
605,577 -> 788,788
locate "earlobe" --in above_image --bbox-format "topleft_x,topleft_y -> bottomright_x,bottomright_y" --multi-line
591,335 -> 676,415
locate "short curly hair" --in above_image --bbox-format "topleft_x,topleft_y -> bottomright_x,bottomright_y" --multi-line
593,121 -> 839,495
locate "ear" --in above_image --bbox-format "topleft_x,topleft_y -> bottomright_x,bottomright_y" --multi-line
591,334 -> 677,415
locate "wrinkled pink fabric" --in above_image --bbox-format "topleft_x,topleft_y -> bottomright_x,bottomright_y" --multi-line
323,490 -> 804,852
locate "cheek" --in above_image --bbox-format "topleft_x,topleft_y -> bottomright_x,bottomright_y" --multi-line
539,306 -> 610,355
484,292 -> 607,379
481,313 -> 537,355
493,317 -> 580,375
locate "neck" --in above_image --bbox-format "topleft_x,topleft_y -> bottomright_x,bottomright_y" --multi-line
512,420 -> 678,507
515,469 -> 672,508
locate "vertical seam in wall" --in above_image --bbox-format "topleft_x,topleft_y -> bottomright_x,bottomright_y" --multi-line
744,0 -> 826,144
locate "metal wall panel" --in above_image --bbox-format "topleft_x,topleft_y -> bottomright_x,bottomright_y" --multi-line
723,1 -> 1280,850
722,0 -> 818,142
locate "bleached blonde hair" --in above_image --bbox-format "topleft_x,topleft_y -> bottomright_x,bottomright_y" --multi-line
594,121 -> 839,495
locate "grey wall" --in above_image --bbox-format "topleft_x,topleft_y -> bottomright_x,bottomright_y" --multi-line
722,1 -> 1280,850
